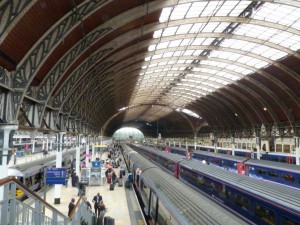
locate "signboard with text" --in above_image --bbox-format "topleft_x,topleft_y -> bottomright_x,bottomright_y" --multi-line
46,168 -> 67,185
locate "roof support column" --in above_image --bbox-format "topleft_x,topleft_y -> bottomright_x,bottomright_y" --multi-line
194,131 -> 197,150
76,134 -> 82,177
86,135 -> 90,167
0,124 -> 17,201
256,136 -> 261,160
54,132 -> 65,204
294,137 -> 300,166
231,137 -> 235,156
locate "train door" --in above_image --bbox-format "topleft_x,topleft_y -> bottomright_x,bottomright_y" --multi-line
174,163 -> 179,178
149,191 -> 159,225
149,190 -> 181,225
237,162 -> 245,175
286,156 -> 293,164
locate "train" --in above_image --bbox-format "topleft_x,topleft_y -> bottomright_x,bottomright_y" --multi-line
126,144 -> 300,225
8,147 -> 86,200
150,142 -> 299,164
191,144 -> 297,164
121,144 -> 249,225
167,146 -> 300,190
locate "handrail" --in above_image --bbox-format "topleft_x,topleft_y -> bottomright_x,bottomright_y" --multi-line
0,177 -> 70,220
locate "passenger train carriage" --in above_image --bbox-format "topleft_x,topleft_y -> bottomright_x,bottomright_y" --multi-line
150,142 -> 299,165
8,147 -> 87,199
127,144 -> 300,225
121,144 -> 249,225
150,145 -> 300,189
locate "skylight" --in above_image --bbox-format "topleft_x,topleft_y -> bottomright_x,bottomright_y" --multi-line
129,1 -> 299,122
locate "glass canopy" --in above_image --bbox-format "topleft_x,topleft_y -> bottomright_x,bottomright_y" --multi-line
128,1 -> 300,120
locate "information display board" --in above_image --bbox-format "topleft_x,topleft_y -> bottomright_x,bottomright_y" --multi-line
46,168 -> 67,185
92,161 -> 101,167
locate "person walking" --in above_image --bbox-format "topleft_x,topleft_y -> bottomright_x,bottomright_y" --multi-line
92,193 -> 102,217
68,198 -> 75,217
98,200 -> 106,225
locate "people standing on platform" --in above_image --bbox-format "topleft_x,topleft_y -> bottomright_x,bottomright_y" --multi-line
68,198 -> 75,217
119,166 -> 125,179
43,148 -> 48,157
82,161 -> 86,168
92,193 -> 102,217
71,159 -> 75,172
105,168 -> 113,184
112,171 -> 117,184
98,200 -> 106,224
71,172 -> 79,187
77,182 -> 85,196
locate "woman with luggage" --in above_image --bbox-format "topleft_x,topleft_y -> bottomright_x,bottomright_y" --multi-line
98,200 -> 106,225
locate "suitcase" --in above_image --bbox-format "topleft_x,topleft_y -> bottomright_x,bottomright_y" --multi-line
96,217 -> 102,225
104,216 -> 115,225
125,179 -> 130,188
118,178 -> 123,187
109,183 -> 115,191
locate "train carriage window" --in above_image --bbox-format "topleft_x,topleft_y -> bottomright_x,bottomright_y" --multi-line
268,171 -> 279,178
219,187 -> 231,201
276,144 -> 283,152
282,174 -> 295,182
233,194 -> 249,212
256,169 -> 266,175
283,145 -> 291,153
282,216 -> 298,225
247,143 -> 251,150
255,204 -> 276,225
238,143 -> 241,148
242,143 -> 246,149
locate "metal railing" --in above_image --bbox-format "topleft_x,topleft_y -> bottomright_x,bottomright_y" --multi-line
0,177 -> 94,225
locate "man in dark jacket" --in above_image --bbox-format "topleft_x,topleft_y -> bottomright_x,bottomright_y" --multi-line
92,193 -> 102,217
68,198 -> 75,217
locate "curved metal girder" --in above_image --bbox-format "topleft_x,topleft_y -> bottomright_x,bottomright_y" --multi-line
36,36 -> 112,101
0,0 -> 34,40
68,82 -> 114,119
61,72 -> 114,115
52,58 -> 114,108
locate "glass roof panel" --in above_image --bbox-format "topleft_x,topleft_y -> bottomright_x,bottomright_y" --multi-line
170,3 -> 191,20
177,24 -> 193,34
130,1 -> 300,114
163,26 -> 178,36
186,2 -> 207,18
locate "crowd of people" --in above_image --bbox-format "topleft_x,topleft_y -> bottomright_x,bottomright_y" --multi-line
68,145 -> 125,224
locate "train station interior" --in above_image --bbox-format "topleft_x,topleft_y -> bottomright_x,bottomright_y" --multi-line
1,1 -> 300,224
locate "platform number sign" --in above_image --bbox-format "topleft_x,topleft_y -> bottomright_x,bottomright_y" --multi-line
46,168 -> 67,185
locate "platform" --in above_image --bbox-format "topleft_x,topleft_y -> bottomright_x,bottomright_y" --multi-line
39,151 -> 144,225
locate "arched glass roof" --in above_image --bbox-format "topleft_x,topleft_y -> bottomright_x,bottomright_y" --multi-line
129,1 -> 300,120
